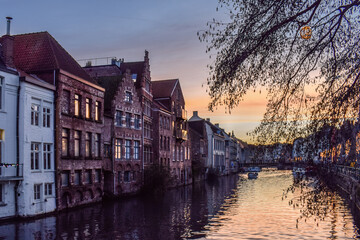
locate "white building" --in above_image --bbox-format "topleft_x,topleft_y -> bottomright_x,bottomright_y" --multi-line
17,73 -> 56,217
0,57 -> 21,219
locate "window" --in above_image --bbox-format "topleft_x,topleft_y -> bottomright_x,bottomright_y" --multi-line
62,90 -> 70,114
144,123 -> 151,139
134,114 -> 140,129
74,94 -> 80,117
104,144 -> 111,158
34,184 -> 41,200
95,101 -> 100,121
62,129 -> 69,157
85,132 -> 91,158
84,170 -> 92,184
43,107 -> 51,128
31,143 -> 40,170
94,134 -> 100,158
0,77 -> 3,110
125,91 -> 132,102
45,183 -> 53,196
160,136 -> 163,150
74,131 -> 81,157
134,141 -> 140,160
85,98 -> 91,119
115,139 -> 122,160
125,140 -> 131,160
31,104 -> 40,126
115,110 -> 122,126
145,80 -> 150,92
144,99 -> 151,117
95,169 -> 101,183
61,171 -> 70,187
160,116 -> 163,128
43,143 -> 51,170
132,74 -> 137,82
124,171 -> 131,182
167,137 -> 170,151
74,170 -> 81,185
126,113 -> 131,128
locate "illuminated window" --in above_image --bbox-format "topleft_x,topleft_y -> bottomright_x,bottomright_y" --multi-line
85,132 -> 91,158
95,101 -> 100,121
74,94 -> 80,117
115,139 -> 122,160
62,129 -> 69,157
74,131 -> 81,157
85,98 -> 91,119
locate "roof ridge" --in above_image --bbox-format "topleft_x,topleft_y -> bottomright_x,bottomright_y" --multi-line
12,31 -> 49,37
45,32 -> 60,69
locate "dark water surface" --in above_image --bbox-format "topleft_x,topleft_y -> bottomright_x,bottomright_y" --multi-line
0,170 -> 359,239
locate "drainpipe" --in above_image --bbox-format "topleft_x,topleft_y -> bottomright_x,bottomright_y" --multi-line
15,78 -> 21,217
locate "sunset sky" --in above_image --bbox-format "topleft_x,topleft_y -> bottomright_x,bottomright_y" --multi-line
1,0 -> 268,142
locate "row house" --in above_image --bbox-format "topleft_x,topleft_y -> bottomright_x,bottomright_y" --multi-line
84,64 -> 143,196
152,79 -> 192,186
120,53 -> 154,167
2,31 -> 106,210
0,39 -> 21,219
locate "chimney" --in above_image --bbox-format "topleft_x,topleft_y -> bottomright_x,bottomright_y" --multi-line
193,111 -> 198,117
6,17 -> 12,35
0,35 -> 14,68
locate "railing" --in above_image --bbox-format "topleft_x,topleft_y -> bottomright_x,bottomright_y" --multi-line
0,164 -> 23,181
324,164 -> 360,181
176,129 -> 188,141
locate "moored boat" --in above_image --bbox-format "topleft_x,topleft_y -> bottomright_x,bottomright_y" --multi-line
248,172 -> 258,179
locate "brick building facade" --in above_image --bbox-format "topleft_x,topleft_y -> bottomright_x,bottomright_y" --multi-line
7,32 -> 106,210
84,65 -> 143,196
152,79 -> 192,186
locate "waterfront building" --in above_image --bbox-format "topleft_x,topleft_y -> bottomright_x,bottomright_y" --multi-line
3,31 -> 105,210
84,64 -> 143,196
0,35 -> 21,219
17,72 -> 56,216
152,79 -> 192,186
188,112 -> 208,181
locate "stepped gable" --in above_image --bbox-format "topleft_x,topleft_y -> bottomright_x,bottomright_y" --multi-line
10,31 -> 97,84
152,79 -> 178,98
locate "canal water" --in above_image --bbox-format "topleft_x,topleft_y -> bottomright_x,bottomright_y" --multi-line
0,170 -> 359,239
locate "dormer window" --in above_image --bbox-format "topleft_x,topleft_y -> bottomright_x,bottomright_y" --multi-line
132,74 -> 137,82
125,91 -> 132,103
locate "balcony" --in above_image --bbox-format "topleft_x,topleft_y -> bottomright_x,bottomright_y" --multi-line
0,164 -> 23,182
175,107 -> 187,120
176,129 -> 188,141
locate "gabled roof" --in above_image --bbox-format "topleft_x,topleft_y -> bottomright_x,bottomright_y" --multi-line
152,79 -> 178,99
8,31 -> 96,84
95,75 -> 123,112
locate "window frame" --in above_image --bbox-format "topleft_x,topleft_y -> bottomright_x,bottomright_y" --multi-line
74,130 -> 81,157
31,103 -> 40,126
43,143 -> 52,170
115,110 -> 122,127
31,142 -> 40,170
62,129 -> 69,157
85,98 -> 91,119
125,140 -> 131,160
74,94 -> 81,117
34,184 -> 41,201
95,101 -> 100,121
134,141 -> 140,160
43,106 -> 51,128
44,183 -> 53,197
115,139 -> 122,160
85,132 -> 91,158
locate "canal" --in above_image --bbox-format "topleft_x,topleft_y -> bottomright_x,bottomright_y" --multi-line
0,170 -> 359,239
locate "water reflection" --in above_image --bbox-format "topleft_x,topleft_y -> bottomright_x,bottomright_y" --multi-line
0,171 -> 359,239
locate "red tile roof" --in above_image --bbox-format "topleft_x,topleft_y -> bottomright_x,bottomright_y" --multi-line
8,31 -> 96,84
152,79 -> 178,99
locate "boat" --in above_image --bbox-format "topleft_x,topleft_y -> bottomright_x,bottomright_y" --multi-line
248,172 -> 258,179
